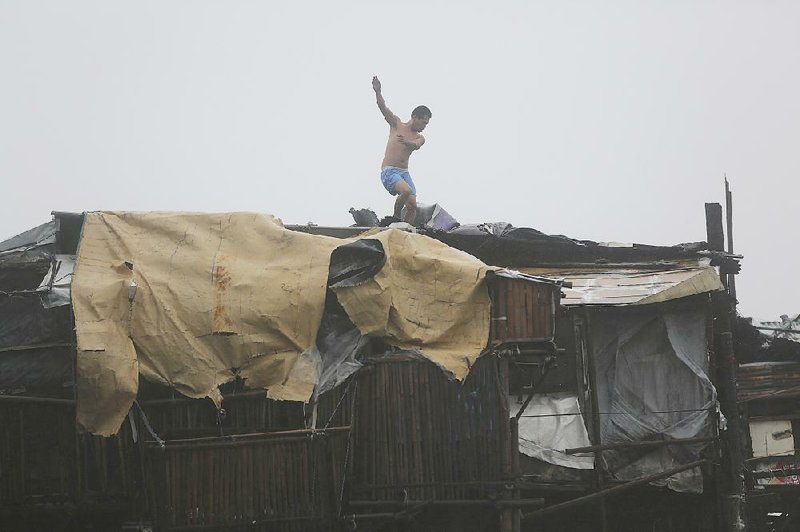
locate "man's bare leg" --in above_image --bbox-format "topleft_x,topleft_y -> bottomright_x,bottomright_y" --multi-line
393,180 -> 417,224
393,194 -> 405,219
403,194 -> 417,225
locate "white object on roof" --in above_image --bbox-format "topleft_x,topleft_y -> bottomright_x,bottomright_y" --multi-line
36,254 -> 75,308
752,314 -> 800,342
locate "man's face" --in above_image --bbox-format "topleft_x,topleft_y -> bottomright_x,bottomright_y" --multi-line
410,115 -> 430,132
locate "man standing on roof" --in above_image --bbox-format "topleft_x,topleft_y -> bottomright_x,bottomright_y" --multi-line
372,76 -> 431,225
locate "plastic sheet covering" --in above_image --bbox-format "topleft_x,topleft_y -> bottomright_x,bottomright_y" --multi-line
0,221 -> 56,291
328,239 -> 386,288
0,346 -> 73,391
311,312 -> 366,397
415,203 -> 459,232
510,392 -> 593,469
399,203 -> 459,232
36,254 -> 75,308
589,305 -> 716,493
0,295 -> 72,349
0,220 -> 56,252
311,240 -> 387,396
72,212 -> 496,435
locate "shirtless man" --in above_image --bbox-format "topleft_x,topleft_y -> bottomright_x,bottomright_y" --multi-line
372,76 -> 431,224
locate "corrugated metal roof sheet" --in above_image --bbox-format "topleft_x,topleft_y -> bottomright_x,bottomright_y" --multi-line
752,314 -> 800,343
737,361 -> 800,402
519,261 -> 723,306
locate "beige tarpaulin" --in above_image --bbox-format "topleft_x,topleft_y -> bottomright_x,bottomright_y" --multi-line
73,212 -> 495,435
333,229 -> 494,378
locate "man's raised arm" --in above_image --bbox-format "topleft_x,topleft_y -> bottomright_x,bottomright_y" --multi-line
372,76 -> 399,127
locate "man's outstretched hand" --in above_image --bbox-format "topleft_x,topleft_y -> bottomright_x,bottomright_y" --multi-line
372,76 -> 381,93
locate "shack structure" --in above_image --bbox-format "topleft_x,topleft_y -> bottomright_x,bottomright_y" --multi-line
0,206 -> 747,531
734,314 -> 800,530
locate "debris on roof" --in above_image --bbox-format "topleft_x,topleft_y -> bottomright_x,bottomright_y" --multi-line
752,313 -> 800,342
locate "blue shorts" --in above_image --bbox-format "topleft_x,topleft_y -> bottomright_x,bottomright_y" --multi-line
380,167 -> 416,196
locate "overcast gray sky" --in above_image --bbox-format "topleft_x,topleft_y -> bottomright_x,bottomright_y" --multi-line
1,1 -> 797,319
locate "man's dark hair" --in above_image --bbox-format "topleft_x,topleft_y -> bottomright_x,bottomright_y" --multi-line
412,105 -> 432,119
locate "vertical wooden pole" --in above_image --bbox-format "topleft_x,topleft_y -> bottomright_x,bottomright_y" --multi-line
705,202 -> 727,290
707,196 -> 747,531
725,178 -> 737,304
584,310 -> 609,532
500,356 -> 514,532
511,414 -> 522,532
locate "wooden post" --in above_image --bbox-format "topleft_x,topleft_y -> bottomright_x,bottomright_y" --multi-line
725,178 -> 737,303
705,202 -> 725,252
583,310 -> 609,532
705,202 -> 727,291
716,330 -> 747,531
707,197 -> 747,530
512,417 -> 521,532
500,356 -> 515,532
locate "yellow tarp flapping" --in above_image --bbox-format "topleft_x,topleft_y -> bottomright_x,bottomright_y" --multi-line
72,212 -> 494,435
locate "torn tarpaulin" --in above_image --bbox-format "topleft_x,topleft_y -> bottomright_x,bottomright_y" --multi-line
308,240 -> 385,397
312,309 -> 366,397
72,212 -> 500,435
331,228 -> 496,379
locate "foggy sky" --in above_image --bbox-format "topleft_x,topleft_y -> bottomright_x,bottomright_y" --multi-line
2,1 -> 798,319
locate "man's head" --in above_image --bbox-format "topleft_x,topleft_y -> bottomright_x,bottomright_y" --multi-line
410,105 -> 432,132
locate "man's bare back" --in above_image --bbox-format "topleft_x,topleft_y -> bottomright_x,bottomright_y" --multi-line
372,76 -> 431,223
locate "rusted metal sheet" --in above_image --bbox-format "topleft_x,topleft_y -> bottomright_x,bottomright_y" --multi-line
737,361 -> 800,402
489,275 -> 558,345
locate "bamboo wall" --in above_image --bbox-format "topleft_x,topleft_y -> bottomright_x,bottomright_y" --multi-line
490,276 -> 558,345
144,431 -> 349,531
349,355 -> 511,504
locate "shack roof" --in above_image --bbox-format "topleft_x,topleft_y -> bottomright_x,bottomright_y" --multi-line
289,220 -> 736,306
288,221 -> 740,270
520,261 -> 722,306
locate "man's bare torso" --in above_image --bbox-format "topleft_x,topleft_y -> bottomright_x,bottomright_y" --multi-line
382,121 -> 422,169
